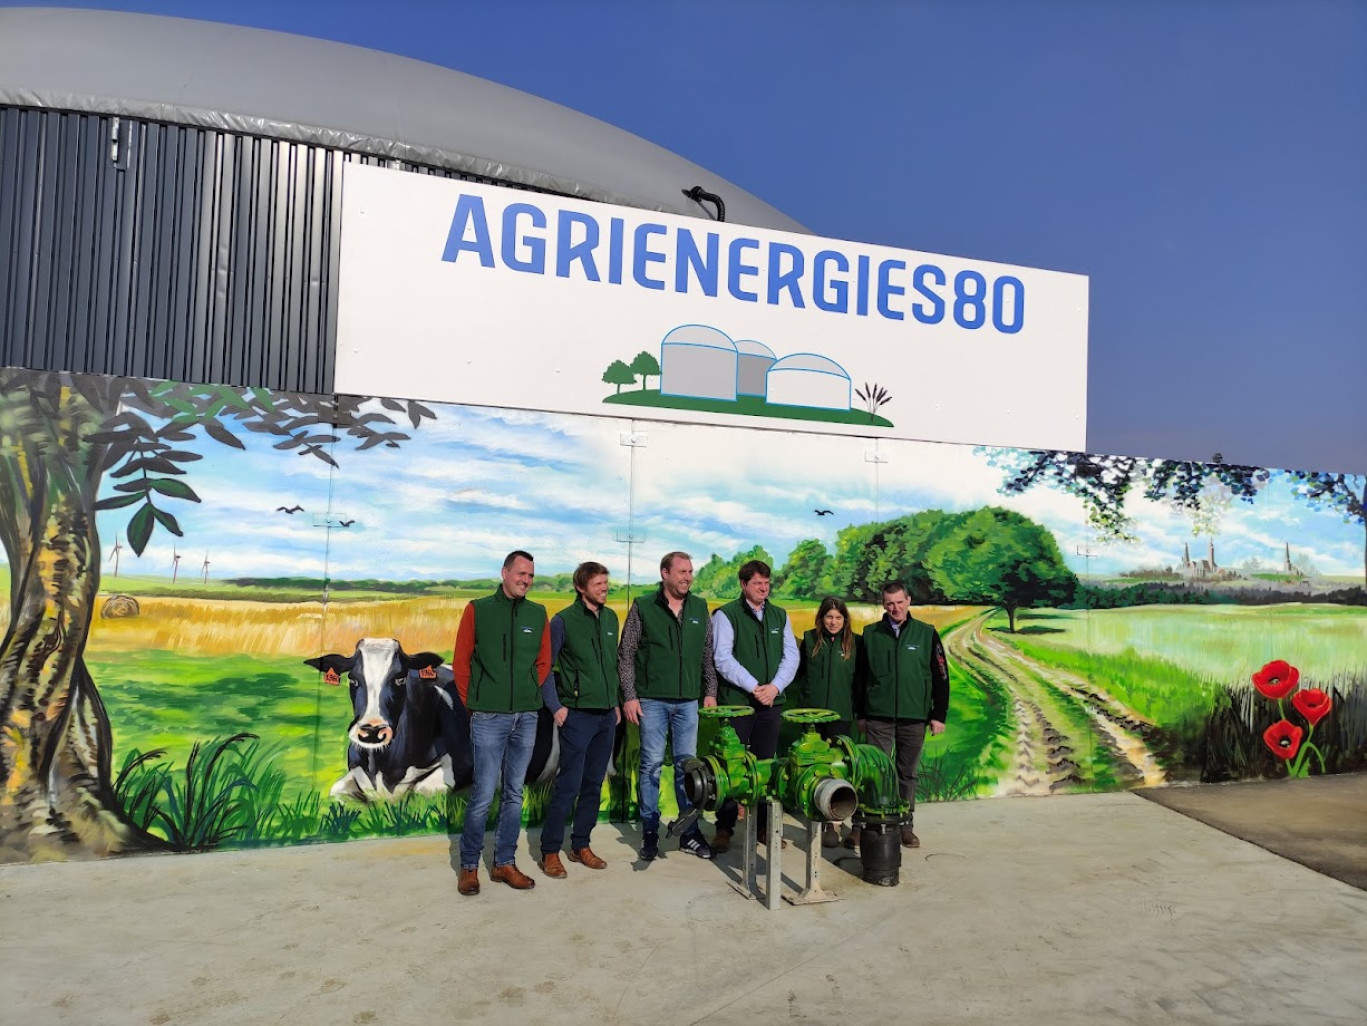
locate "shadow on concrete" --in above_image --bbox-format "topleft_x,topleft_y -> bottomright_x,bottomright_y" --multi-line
1135,771 -> 1367,890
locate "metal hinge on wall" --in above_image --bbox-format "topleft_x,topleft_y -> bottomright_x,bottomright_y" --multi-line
619,432 -> 648,447
108,117 -> 129,170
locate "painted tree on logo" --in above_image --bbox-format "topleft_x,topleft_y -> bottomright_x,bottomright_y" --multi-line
629,351 -> 661,390
602,360 -> 636,394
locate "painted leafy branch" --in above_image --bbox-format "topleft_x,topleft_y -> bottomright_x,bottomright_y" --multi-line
985,449 -> 1269,541
88,380 -> 436,555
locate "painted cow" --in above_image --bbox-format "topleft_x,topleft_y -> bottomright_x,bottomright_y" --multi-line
306,637 -> 565,800
305,638 -> 470,799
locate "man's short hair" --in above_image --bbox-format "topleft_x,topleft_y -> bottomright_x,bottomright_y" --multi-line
738,559 -> 772,584
572,560 -> 609,592
503,549 -> 535,570
880,581 -> 909,600
660,551 -> 692,573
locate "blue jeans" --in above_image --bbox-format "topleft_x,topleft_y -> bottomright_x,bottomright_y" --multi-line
540,707 -> 616,854
637,698 -> 699,833
460,710 -> 537,869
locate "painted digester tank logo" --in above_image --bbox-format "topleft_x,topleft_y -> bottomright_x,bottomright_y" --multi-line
599,326 -> 893,427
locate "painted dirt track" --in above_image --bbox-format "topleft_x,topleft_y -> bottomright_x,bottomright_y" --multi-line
945,613 -> 1166,796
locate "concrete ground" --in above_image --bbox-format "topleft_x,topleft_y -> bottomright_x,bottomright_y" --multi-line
1136,772 -> 1367,890
4,787 -> 1367,1026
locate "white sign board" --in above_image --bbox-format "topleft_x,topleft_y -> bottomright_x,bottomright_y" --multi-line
336,163 -> 1088,449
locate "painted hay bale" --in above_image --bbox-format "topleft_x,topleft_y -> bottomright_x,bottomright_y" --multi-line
100,594 -> 141,618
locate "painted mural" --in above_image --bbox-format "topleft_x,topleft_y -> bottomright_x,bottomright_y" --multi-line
1,366 -> 1364,862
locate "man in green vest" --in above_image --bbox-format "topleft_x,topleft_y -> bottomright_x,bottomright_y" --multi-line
710,559 -> 798,852
453,550 -> 552,895
537,561 -> 620,878
855,580 -> 949,850
618,551 -> 719,862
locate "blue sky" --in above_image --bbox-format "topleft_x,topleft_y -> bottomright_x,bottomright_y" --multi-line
13,0 -> 1364,476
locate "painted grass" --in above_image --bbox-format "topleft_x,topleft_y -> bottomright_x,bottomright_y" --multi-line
59,594 -> 1367,848
603,390 -> 894,427
1009,635 -> 1214,720
996,608 -> 1367,779
1010,605 -> 1367,684
90,650 -> 343,796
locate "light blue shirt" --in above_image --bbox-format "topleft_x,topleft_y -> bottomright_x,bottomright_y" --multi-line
710,603 -> 799,694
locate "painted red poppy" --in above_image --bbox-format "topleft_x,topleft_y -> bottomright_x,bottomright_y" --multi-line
1252,660 -> 1299,699
1263,719 -> 1304,760
1291,688 -> 1333,726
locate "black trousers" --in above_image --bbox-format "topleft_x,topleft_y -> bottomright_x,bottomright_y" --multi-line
714,702 -> 782,833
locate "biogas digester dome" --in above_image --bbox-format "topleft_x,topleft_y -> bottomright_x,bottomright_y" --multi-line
0,7 -> 804,393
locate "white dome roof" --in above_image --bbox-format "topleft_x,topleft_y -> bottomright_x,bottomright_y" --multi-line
769,353 -> 850,378
734,339 -> 777,358
661,325 -> 736,350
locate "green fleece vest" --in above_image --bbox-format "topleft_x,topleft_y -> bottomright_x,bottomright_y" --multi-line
632,587 -> 709,700
860,616 -> 938,720
466,588 -> 547,713
797,629 -> 857,720
717,598 -> 789,707
554,596 -> 619,710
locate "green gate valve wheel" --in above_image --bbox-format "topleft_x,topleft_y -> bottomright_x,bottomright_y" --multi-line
781,707 -> 840,725
699,704 -> 755,719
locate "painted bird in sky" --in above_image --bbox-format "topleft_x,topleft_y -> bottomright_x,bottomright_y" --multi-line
815,509 -> 833,516
276,505 -> 304,514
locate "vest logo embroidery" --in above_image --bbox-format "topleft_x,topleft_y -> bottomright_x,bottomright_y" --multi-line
521,626 -> 534,634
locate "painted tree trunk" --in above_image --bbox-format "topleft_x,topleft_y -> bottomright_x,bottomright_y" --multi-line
0,381 -> 148,859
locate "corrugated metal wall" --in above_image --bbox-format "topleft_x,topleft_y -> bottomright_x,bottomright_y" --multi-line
0,105 -> 543,394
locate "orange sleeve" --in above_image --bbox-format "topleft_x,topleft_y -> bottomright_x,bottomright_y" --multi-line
536,618 -> 553,687
453,602 -> 477,705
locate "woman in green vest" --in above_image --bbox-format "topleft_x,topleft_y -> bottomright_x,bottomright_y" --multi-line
795,596 -> 861,847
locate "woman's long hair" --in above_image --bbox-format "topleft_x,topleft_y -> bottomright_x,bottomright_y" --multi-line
813,596 -> 854,660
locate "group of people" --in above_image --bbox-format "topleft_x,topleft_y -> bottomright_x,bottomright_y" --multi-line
451,549 -> 950,896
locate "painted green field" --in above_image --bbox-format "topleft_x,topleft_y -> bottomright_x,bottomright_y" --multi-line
1009,604 -> 1367,684
992,605 -> 1367,780
91,650 -> 344,796
33,590 -> 1367,848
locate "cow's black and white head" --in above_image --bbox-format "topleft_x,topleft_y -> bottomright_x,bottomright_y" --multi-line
305,638 -> 444,750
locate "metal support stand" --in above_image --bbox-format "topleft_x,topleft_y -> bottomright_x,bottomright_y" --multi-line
729,798 -> 783,910
784,817 -> 839,905
765,798 -> 782,911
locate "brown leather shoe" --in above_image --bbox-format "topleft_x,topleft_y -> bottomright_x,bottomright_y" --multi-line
568,846 -> 607,870
457,867 -> 480,896
901,826 -> 920,848
490,862 -> 536,890
712,828 -> 732,853
540,852 -> 567,878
